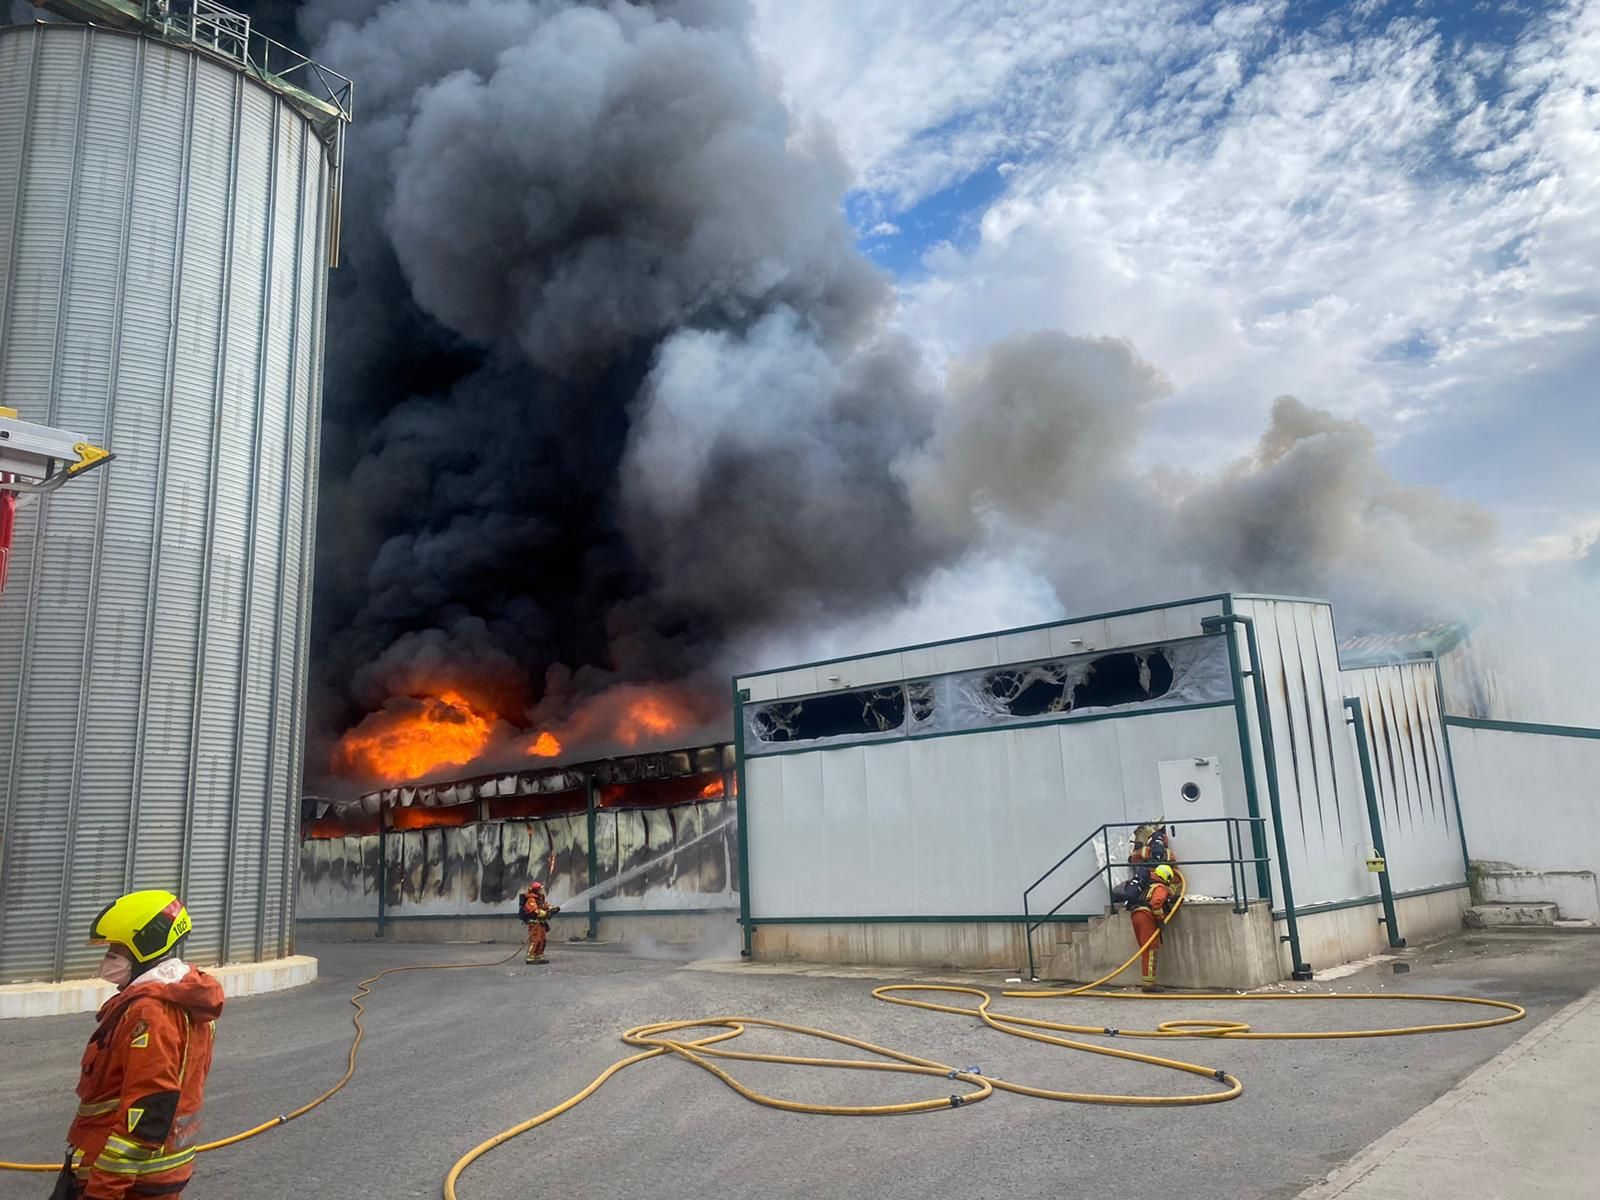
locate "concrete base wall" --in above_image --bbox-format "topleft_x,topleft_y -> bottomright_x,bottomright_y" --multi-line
0,955 -> 318,1020
752,902 -> 1283,990
1471,866 -> 1600,922
297,911 -> 740,952
749,891 -> 1471,988
753,921 -> 1031,972
1284,887 -> 1470,974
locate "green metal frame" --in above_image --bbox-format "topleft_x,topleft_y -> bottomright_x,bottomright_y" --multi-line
1443,715 -> 1600,739
1220,614 -> 1272,901
585,773 -> 599,940
1344,696 -> 1405,948
375,819 -> 388,939
733,682 -> 753,956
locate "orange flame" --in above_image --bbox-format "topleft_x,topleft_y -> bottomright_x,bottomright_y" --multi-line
698,778 -> 726,799
335,690 -> 494,784
615,692 -> 688,746
528,731 -> 562,758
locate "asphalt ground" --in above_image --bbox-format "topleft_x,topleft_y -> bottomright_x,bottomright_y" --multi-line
2,929 -> 1595,1200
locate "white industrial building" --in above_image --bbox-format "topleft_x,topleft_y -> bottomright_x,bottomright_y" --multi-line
732,592 -> 1595,986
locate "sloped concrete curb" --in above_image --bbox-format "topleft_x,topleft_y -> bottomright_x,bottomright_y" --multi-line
1296,985 -> 1600,1197
0,955 -> 318,1020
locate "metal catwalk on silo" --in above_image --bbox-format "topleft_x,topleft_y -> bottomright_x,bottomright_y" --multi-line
0,0 -> 352,983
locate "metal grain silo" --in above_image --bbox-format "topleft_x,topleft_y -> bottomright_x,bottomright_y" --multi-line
0,2 -> 351,983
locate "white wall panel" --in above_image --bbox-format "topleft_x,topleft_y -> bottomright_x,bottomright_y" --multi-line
1162,601 -> 1224,641
819,748 -> 871,914
1450,722 -> 1600,920
1048,619 -> 1107,655
995,628 -> 1052,663
1102,609 -> 1169,647
862,740 -> 914,914
827,652 -> 904,689
743,707 -> 1247,920
1342,661 -> 1467,896
1235,598 -> 1371,909
774,666 -> 821,699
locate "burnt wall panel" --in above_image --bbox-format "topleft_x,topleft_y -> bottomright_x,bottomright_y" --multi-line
297,802 -> 735,920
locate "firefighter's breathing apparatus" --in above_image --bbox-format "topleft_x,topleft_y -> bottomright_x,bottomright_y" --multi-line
0,868 -> 1527,1197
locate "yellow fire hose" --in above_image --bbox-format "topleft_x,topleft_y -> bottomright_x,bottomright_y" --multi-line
443,869 -> 1522,1198
1,870 -> 1526,1200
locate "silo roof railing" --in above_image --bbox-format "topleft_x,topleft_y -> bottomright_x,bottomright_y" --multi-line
31,0 -> 353,139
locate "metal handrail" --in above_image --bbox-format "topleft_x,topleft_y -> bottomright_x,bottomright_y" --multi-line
142,0 -> 355,125
1022,816 -> 1269,981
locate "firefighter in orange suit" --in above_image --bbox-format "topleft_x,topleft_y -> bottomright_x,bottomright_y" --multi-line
1130,864 -> 1178,993
518,880 -> 561,965
52,890 -> 224,1200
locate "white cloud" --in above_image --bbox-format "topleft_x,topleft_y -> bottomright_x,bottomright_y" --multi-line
752,0 -> 1600,543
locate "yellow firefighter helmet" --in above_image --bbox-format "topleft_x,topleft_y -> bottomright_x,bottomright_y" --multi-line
88,890 -> 192,964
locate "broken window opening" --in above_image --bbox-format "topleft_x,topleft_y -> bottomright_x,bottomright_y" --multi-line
751,686 -> 907,743
1073,650 -> 1173,708
984,669 -> 1074,717
980,650 -> 1176,718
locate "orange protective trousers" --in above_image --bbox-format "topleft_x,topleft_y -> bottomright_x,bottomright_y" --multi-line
525,922 -> 547,960
1130,908 -> 1162,987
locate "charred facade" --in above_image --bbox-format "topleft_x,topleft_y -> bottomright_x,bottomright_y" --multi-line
299,744 -> 738,923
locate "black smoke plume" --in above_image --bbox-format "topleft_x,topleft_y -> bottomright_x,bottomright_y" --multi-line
233,1 -> 1554,788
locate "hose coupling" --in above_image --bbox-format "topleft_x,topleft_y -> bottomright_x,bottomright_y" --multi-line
949,1094 -> 965,1108
1104,1028 -> 1119,1037
1213,1069 -> 1228,1082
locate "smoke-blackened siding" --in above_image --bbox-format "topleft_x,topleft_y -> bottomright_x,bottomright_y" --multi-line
1342,659 -> 1464,895
1230,597 -> 1467,910
297,800 -> 737,920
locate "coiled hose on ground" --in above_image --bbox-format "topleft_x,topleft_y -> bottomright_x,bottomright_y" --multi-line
1,874 -> 1525,1200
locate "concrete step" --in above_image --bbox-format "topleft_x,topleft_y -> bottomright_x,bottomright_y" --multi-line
1465,903 -> 1559,928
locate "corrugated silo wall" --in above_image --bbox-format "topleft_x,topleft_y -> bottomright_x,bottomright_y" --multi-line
0,23 -> 330,982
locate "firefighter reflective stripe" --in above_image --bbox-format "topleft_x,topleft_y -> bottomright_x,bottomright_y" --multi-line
93,1135 -> 196,1175
75,1098 -> 119,1117
103,1135 -> 160,1160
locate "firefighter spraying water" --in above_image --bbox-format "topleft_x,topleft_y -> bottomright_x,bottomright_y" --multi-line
517,882 -> 562,964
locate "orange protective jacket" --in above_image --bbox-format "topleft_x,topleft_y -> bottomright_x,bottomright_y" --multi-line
1133,881 -> 1174,919
519,887 -> 559,926
64,960 -> 224,1198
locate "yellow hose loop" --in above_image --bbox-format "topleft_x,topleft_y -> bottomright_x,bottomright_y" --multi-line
870,984 -> 1241,1105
